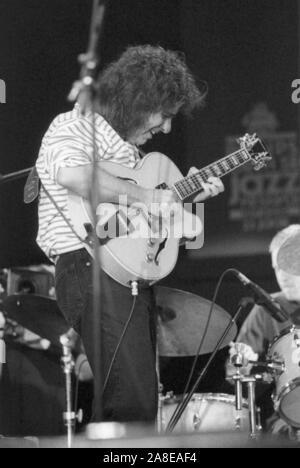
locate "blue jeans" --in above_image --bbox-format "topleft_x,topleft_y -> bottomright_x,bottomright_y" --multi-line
55,248 -> 157,423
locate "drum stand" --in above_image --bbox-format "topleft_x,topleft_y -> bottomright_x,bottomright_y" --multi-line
231,358 -> 262,439
157,382 -> 165,433
60,334 -> 82,448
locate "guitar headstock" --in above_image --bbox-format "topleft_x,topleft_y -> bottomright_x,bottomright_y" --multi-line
237,133 -> 271,171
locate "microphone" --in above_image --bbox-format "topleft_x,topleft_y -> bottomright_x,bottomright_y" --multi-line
232,269 -> 290,323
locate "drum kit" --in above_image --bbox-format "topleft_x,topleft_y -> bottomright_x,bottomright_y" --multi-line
154,286 -> 300,440
1,286 -> 300,443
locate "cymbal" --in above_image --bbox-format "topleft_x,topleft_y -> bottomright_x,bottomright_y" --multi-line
277,233 -> 300,275
154,286 -> 237,357
3,294 -> 69,348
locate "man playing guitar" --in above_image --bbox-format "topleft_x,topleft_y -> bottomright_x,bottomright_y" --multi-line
36,45 -> 224,424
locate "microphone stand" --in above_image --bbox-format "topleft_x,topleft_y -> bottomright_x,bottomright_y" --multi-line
167,297 -> 254,433
231,352 -> 243,414
0,167 -> 33,185
0,312 -> 6,366
68,0 -> 108,423
60,334 -> 75,448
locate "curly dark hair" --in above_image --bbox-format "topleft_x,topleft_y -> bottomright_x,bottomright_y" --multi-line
96,45 -> 206,140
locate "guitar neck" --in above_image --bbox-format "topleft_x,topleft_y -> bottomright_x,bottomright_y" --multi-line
173,147 -> 251,201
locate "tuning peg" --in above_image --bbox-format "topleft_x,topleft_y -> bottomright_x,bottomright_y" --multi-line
237,133 -> 257,150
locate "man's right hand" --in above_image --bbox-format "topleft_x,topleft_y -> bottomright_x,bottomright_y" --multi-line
144,188 -> 181,217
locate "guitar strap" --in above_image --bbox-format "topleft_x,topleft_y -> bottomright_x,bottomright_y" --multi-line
24,167 -> 89,246
23,166 -> 40,204
41,182 -> 89,245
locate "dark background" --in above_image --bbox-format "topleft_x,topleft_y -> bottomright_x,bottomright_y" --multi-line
0,0 -> 299,434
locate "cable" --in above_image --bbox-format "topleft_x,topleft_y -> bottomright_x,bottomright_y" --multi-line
166,268 -> 235,431
73,294 -> 137,428
183,271 -> 228,393
167,269 -> 229,430
102,295 -> 137,395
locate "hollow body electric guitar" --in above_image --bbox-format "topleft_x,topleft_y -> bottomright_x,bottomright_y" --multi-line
68,134 -> 271,287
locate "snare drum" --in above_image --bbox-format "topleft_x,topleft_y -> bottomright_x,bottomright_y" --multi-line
268,327 -> 300,428
161,393 -> 249,433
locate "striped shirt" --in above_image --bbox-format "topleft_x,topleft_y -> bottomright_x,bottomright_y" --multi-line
36,104 -> 140,259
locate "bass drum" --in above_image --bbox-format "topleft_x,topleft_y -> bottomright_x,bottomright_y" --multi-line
161,393 -> 249,433
268,326 -> 300,428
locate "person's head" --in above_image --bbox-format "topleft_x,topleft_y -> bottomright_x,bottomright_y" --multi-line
96,45 -> 206,145
269,224 -> 300,302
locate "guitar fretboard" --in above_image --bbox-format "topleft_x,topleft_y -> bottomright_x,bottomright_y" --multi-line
173,148 -> 250,201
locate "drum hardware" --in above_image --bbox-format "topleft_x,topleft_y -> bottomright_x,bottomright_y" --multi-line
231,371 -> 245,430
264,360 -> 286,374
166,297 -> 252,432
246,359 -> 286,377
256,406 -> 262,433
241,375 -> 261,439
229,341 -> 290,437
230,364 -> 263,438
157,383 -> 165,433
157,389 -> 175,433
230,339 -> 300,438
60,333 -> 83,448
230,350 -> 246,414
228,344 -> 284,438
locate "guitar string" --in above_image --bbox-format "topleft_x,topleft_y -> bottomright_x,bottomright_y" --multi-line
174,148 -> 250,200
